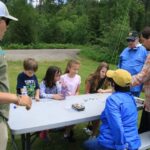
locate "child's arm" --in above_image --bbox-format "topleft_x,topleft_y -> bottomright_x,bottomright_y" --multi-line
75,85 -> 80,95
52,94 -> 64,100
40,82 -> 53,99
35,89 -> 40,101
97,79 -> 113,93
16,73 -> 25,95
40,82 -> 63,100
34,75 -> 40,101
75,76 -> 81,95
97,88 -> 112,93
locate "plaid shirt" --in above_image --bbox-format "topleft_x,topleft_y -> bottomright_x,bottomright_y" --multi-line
132,52 -> 150,112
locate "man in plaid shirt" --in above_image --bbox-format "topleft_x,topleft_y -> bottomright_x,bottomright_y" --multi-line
132,26 -> 150,133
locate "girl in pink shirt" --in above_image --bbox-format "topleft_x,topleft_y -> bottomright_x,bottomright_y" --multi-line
60,60 -> 81,96
60,59 -> 81,142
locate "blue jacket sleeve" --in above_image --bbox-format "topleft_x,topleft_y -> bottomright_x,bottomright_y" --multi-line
105,97 -> 127,150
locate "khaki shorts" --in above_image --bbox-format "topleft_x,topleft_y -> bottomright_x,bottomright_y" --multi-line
0,121 -> 8,150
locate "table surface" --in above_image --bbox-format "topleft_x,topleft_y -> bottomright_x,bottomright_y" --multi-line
8,93 -> 143,135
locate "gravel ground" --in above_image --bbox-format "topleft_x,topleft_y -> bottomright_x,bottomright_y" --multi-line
5,49 -> 80,61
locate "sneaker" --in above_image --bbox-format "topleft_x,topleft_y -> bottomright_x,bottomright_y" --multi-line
39,131 -> 51,142
64,135 -> 76,143
83,127 -> 93,136
39,131 -> 46,139
89,135 -> 96,139
70,129 -> 74,137
87,124 -> 93,131
64,130 -> 76,143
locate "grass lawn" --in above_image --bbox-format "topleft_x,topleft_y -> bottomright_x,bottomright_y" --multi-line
6,56 -> 142,150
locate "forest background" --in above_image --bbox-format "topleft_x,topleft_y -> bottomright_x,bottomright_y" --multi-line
1,1 -> 149,149
1,0 -> 150,64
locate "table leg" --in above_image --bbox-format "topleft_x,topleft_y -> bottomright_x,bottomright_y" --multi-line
25,133 -> 31,150
21,134 -> 25,150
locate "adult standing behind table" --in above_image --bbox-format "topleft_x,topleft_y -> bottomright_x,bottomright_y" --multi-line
118,31 -> 147,97
132,27 -> 150,133
0,1 -> 32,150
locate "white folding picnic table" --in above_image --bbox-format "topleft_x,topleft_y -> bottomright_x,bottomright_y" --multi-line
8,93 -> 143,150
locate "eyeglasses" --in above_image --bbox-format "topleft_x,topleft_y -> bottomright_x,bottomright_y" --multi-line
0,17 -> 10,26
126,39 -> 135,42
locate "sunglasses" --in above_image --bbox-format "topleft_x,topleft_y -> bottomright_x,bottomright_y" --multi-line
126,39 -> 135,42
0,17 -> 10,26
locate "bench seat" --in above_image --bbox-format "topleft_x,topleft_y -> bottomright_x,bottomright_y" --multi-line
139,131 -> 150,150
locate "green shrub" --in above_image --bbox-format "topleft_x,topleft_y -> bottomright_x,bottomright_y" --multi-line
3,43 -> 83,50
80,45 -> 117,64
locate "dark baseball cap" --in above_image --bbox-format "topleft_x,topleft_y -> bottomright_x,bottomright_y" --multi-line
126,31 -> 139,41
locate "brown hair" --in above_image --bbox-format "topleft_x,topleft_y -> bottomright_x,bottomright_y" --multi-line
64,59 -> 80,73
85,62 -> 109,91
23,58 -> 38,72
141,26 -> 150,39
43,66 -> 61,87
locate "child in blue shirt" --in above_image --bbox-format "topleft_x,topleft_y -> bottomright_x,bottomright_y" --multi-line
16,58 -> 39,101
84,69 -> 141,150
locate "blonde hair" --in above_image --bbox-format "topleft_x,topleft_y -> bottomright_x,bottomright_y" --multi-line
64,59 -> 80,73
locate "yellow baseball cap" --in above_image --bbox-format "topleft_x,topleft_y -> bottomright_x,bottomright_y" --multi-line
106,69 -> 131,87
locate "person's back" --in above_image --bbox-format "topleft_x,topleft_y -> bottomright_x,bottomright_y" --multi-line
84,69 -> 141,150
98,91 -> 140,149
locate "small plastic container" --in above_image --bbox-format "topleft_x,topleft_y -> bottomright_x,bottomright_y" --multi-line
22,86 -> 28,95
61,86 -> 67,99
56,81 -> 62,94
72,103 -> 85,111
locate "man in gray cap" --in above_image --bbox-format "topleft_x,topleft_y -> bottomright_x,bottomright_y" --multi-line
0,1 -> 32,149
118,31 -> 147,97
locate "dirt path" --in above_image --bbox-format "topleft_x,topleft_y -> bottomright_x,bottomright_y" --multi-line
5,49 -> 80,61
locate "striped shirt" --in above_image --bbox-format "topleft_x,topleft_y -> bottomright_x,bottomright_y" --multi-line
132,52 -> 150,112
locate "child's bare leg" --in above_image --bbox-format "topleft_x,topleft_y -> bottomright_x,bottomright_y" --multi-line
64,125 -> 74,136
91,120 -> 100,136
64,125 -> 75,142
